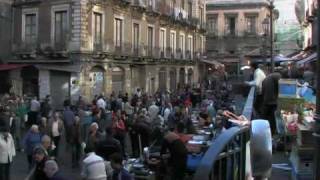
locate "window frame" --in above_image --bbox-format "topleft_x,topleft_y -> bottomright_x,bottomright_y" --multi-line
132,22 -> 140,53
170,30 -> 177,57
159,28 -> 166,56
91,6 -> 105,51
245,15 -> 257,35
22,8 -> 38,46
114,16 -> 124,49
147,25 -> 155,55
51,4 -> 69,49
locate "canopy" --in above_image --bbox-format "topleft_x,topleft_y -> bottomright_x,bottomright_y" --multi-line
296,52 -> 317,65
0,64 -> 28,71
200,59 -> 223,67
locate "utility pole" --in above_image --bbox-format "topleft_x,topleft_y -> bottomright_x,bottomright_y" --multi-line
313,0 -> 320,179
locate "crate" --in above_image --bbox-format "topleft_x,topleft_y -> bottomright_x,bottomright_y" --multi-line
291,166 -> 313,180
290,146 -> 313,174
297,124 -> 314,147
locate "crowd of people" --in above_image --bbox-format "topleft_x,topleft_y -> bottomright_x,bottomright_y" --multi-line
0,69 -> 243,180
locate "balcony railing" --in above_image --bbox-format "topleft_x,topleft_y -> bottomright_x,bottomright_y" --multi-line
193,87 -> 256,180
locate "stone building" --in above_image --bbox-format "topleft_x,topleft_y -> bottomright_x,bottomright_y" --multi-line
1,0 -> 206,109
206,0 -> 270,77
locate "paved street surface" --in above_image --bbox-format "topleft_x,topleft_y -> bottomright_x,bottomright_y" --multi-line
271,152 -> 291,180
11,136 -> 81,180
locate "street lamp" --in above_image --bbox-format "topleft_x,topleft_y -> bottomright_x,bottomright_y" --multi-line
267,0 -> 275,72
262,18 -> 269,66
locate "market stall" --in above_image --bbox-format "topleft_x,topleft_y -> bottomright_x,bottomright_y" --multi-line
275,79 -> 315,179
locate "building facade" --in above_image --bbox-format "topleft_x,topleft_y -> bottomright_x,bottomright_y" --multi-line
274,0 -> 303,56
206,0 -> 270,77
1,0 -> 206,109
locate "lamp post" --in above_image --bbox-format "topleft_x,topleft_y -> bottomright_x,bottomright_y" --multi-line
313,1 -> 320,179
262,18 -> 269,66
267,0 -> 275,72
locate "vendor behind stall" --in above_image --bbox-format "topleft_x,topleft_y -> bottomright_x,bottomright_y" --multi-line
160,130 -> 188,180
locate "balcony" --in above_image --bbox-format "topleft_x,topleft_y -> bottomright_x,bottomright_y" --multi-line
13,0 -> 42,6
113,0 -> 131,7
131,0 -> 146,12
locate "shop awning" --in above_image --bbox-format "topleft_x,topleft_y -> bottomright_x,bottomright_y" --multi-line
200,59 -> 223,67
296,52 -> 317,65
0,64 -> 28,71
35,64 -> 81,73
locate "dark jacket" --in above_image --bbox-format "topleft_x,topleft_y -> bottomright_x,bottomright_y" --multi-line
96,135 -> 122,161
50,171 -> 69,180
261,73 -> 281,106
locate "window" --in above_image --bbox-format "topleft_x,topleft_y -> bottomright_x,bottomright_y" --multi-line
246,16 -> 256,34
199,7 -> 204,24
225,16 -> 236,36
147,26 -> 154,55
133,23 -> 139,53
207,16 -> 217,35
179,34 -> 185,58
181,0 -> 185,9
170,0 -> 176,14
188,2 -> 192,19
115,18 -> 123,48
160,29 -> 166,56
200,36 -> 204,53
170,31 -> 176,56
24,14 -> 37,45
147,0 -> 154,8
93,12 -> 102,50
187,36 -> 193,58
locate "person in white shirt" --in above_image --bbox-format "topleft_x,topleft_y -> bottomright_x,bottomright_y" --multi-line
0,119 -> 16,180
148,101 -> 159,122
163,103 -> 173,123
81,146 -> 107,180
96,96 -> 106,110
29,96 -> 40,126
245,63 -> 266,115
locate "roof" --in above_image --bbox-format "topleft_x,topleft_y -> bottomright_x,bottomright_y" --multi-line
206,0 -> 269,7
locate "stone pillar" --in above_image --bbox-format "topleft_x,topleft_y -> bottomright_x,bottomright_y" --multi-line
38,69 -> 50,100
124,66 -> 132,95
105,64 -> 112,95
166,67 -> 170,91
70,72 -> 81,103
70,0 -> 89,52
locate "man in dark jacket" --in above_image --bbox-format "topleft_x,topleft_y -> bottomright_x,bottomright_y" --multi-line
96,127 -> 122,160
261,72 -> 282,135
160,131 -> 188,180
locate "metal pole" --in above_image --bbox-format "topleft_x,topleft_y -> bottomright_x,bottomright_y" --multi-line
313,1 -> 320,179
270,1 -> 274,72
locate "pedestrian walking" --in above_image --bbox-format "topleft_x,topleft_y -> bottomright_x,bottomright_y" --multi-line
49,112 -> 64,157
23,125 -> 42,169
62,106 -> 75,148
0,118 -> 16,180
28,97 -> 40,127
70,116 -> 81,168
110,153 -> 133,180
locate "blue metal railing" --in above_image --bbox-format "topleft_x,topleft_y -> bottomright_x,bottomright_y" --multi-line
193,87 -> 256,180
